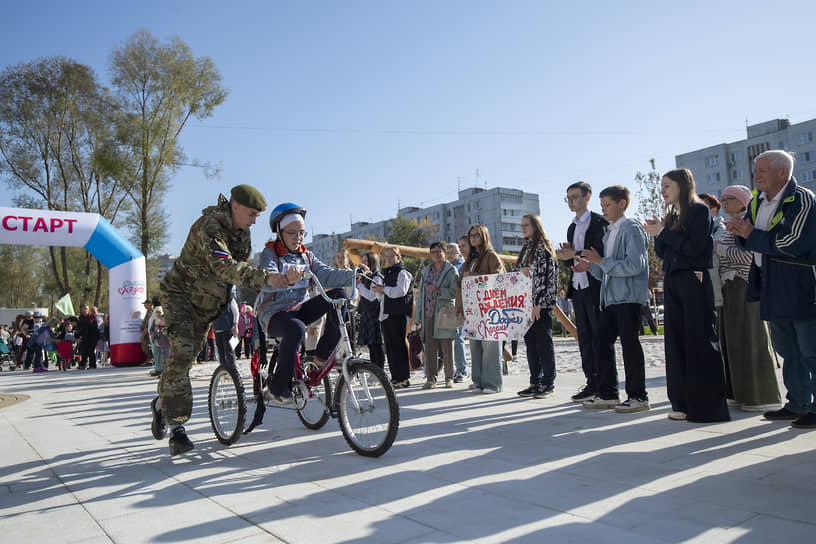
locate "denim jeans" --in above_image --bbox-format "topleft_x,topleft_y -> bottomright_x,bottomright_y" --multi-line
768,318 -> 816,414
453,327 -> 467,375
469,339 -> 502,391
150,339 -> 163,372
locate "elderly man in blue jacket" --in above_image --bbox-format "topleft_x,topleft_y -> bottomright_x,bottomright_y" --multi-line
728,150 -> 816,429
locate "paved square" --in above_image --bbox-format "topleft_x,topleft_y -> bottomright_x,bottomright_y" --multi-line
1,338 -> 814,543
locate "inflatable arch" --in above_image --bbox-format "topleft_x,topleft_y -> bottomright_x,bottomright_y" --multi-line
0,206 -> 147,366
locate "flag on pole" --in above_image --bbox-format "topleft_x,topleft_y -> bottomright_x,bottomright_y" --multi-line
54,293 -> 75,316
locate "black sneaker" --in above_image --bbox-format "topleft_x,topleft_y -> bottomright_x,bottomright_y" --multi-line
453,372 -> 464,384
169,427 -> 194,456
763,407 -> 799,420
150,397 -> 167,440
533,384 -> 555,399
571,386 -> 596,402
517,386 -> 536,397
791,412 -> 816,429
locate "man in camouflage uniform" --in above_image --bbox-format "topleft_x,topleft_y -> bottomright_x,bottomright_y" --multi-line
151,184 -> 274,455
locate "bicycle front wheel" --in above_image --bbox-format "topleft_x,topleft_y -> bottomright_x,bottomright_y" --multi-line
208,365 -> 246,445
335,360 -> 399,457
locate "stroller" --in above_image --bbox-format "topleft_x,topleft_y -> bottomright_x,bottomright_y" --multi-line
0,342 -> 13,371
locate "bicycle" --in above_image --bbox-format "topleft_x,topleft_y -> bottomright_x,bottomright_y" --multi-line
207,267 -> 400,457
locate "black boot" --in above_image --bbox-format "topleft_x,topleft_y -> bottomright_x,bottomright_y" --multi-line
168,426 -> 194,456
150,397 -> 167,440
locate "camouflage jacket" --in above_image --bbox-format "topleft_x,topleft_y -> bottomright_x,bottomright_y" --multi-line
161,194 -> 268,317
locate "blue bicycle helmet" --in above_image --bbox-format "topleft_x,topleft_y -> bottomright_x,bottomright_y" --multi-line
269,202 -> 307,232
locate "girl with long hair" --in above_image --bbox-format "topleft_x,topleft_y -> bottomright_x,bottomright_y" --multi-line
644,169 -> 729,422
516,214 -> 559,399
456,224 -> 504,393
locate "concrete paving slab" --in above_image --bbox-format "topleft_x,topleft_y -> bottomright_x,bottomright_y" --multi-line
1,342 -> 816,543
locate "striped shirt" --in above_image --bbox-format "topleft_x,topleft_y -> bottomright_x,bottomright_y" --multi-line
716,230 -> 752,282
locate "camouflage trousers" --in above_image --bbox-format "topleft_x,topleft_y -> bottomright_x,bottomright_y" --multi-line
157,292 -> 217,425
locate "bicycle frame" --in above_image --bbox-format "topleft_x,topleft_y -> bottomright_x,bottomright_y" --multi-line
302,267 -> 366,413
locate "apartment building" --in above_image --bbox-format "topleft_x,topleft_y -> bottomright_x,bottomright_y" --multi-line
676,118 -> 816,197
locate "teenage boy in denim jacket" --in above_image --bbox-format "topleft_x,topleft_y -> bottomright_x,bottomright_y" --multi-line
580,185 -> 651,413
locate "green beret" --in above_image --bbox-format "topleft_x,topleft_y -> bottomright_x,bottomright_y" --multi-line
230,184 -> 267,211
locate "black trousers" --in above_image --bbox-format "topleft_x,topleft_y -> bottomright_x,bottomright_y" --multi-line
596,303 -> 647,400
265,291 -> 344,396
572,287 -> 603,391
382,315 -> 410,382
524,312 -> 555,387
368,343 -> 386,369
214,330 -> 237,370
79,340 -> 97,368
664,270 -> 730,422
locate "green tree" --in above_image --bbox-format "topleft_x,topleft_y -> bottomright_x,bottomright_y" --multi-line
385,214 -> 439,248
110,30 -> 228,256
634,158 -> 664,293
0,57 -> 128,307
385,214 -> 440,280
0,245 -> 47,307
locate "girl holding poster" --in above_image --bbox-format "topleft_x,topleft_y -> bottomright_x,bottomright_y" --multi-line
516,215 -> 559,399
456,224 -> 505,393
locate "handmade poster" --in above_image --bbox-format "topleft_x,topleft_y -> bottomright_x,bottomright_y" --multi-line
462,271 -> 534,341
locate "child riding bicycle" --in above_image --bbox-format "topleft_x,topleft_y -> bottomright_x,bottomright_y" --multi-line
256,203 -> 368,405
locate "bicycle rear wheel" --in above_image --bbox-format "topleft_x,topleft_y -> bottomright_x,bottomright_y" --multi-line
335,360 -> 399,457
295,374 -> 332,430
208,365 -> 246,445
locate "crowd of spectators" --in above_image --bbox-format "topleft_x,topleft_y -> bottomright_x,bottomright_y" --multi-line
1,306 -> 110,372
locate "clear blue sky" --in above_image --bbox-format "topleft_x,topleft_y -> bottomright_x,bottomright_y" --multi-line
3,0 -> 815,256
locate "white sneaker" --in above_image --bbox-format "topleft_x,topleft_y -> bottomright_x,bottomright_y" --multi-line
468,383 -> 479,390
615,398 -> 650,413
482,388 -> 498,394
668,411 -> 687,420
582,396 -> 619,409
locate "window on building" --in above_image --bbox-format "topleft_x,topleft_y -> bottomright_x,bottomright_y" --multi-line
798,132 -> 813,145
502,236 -> 524,247
803,151 -> 812,162
804,170 -> 816,182
705,154 -> 719,168
730,151 -> 742,163
500,194 -> 523,203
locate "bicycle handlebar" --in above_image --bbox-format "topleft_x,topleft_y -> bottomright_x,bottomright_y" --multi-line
303,266 -> 361,305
